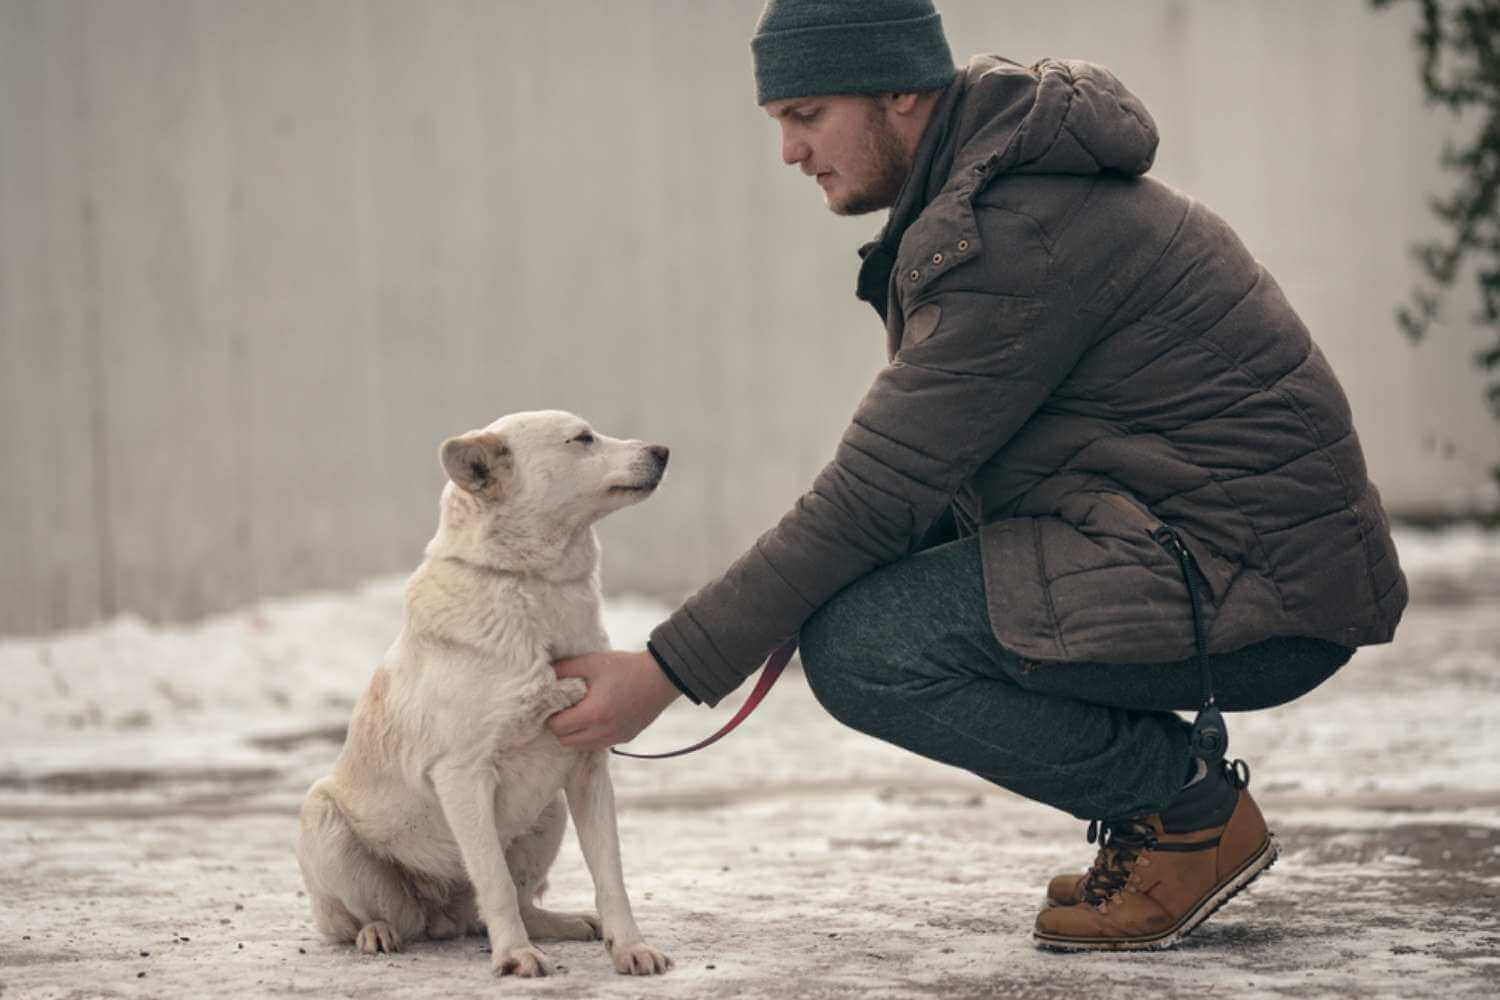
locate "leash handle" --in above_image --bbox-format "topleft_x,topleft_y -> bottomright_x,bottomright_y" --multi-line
610,639 -> 797,760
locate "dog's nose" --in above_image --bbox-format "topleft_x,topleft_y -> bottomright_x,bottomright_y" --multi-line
647,444 -> 669,466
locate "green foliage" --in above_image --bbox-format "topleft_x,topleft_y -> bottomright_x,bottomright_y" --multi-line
1373,0 -> 1500,452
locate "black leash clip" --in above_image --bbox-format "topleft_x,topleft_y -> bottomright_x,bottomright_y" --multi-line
1189,701 -> 1228,763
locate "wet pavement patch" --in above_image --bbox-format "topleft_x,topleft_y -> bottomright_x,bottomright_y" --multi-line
0,767 -> 280,794
244,725 -> 347,753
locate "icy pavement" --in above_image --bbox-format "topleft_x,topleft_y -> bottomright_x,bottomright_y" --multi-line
2,528 -> 1498,998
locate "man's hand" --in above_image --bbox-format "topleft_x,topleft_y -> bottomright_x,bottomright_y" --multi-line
546,649 -> 682,751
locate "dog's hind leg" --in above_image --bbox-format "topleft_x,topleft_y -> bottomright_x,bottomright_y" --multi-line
423,882 -> 481,940
297,781 -> 426,954
512,794 -> 602,942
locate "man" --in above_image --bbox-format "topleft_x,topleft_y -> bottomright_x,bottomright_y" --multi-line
547,0 -> 1406,951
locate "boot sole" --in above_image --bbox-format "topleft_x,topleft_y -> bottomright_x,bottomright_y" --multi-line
1031,831 -> 1280,952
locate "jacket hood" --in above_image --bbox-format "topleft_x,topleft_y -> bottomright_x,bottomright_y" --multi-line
950,55 -> 1158,181
857,55 -> 1159,318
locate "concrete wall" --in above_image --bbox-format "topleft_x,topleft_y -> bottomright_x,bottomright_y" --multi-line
3,0 -> 1496,635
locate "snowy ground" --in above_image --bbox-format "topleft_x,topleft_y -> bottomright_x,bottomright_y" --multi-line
2,527 -> 1498,998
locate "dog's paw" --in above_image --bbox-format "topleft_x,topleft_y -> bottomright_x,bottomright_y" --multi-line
556,677 -> 588,708
608,939 -> 673,976
525,907 -> 601,942
355,920 -> 402,955
568,912 -> 604,942
493,944 -> 553,978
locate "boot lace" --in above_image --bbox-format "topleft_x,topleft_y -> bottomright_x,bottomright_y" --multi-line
1079,818 -> 1158,907
1078,758 -> 1251,907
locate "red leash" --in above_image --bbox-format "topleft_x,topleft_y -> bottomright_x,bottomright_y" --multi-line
610,639 -> 797,759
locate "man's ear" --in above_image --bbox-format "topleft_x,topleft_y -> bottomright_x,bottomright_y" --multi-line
439,431 -> 513,498
886,91 -> 921,115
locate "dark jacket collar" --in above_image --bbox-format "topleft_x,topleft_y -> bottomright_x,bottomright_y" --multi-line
856,74 -> 968,318
855,55 -> 1160,319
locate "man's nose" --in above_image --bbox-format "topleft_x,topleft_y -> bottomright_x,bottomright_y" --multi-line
781,132 -> 809,167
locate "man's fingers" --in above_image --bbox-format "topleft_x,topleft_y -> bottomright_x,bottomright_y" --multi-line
555,722 -> 608,749
547,708 -> 610,749
546,703 -> 587,735
552,657 -> 586,679
562,731 -> 612,751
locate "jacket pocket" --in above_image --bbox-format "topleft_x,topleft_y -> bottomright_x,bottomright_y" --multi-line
1092,492 -> 1236,604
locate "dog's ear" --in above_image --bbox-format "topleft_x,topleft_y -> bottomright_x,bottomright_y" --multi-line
439,431 -> 513,498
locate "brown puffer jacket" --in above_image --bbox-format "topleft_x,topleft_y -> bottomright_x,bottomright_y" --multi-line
651,55 -> 1406,706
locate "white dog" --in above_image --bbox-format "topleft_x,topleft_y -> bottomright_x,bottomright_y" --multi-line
296,410 -> 673,978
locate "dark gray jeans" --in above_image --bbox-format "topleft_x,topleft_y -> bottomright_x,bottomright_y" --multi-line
798,534 -> 1353,821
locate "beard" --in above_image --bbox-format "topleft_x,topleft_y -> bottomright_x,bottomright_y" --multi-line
828,101 -> 913,216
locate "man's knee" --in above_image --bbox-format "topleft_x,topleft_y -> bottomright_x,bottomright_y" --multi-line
799,600 -> 887,730
798,602 -> 870,728
798,602 -> 847,712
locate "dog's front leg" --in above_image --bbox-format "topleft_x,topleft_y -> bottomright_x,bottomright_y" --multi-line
431,765 -> 550,977
564,752 -> 673,975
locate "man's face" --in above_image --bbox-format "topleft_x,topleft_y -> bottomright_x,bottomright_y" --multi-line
766,95 -> 912,216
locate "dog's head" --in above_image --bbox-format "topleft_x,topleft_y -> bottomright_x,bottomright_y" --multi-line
439,410 -> 668,530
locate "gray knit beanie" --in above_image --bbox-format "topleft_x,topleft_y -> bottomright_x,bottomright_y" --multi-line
751,0 -> 956,105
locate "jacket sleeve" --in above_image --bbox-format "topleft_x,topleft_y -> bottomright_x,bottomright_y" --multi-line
649,247 -> 1091,706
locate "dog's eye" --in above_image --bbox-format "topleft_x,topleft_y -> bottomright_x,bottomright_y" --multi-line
572,432 -> 595,444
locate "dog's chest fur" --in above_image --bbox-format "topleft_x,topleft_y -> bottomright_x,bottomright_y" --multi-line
407,553 -> 607,657
328,550 -> 611,868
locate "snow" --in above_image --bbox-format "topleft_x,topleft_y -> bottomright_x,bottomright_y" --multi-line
1,526 -> 1497,997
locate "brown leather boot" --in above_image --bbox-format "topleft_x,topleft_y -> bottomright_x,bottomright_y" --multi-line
1041,760 -> 1209,908
1044,873 -> 1087,908
1033,759 -> 1277,951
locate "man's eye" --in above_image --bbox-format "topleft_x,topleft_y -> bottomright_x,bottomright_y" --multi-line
572,432 -> 595,444
795,110 -> 819,123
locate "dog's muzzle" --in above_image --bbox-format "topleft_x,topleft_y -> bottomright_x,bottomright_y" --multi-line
610,445 -> 669,494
